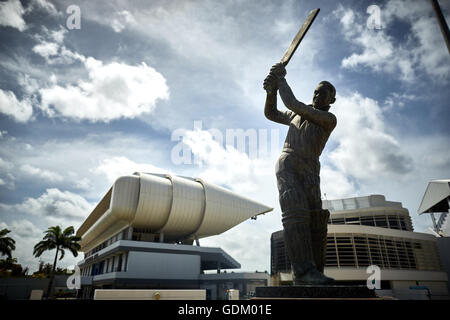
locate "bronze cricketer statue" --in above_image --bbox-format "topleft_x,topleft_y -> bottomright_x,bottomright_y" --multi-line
263,9 -> 336,285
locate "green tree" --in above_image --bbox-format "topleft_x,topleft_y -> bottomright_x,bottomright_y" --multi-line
0,258 -> 29,277
33,226 -> 81,299
0,257 -> 18,276
0,228 -> 16,258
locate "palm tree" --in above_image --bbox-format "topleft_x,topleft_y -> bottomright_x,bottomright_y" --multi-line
0,257 -> 17,270
0,228 -> 16,258
33,226 -> 81,299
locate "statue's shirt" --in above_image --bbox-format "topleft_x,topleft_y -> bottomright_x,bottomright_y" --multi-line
281,109 -> 334,175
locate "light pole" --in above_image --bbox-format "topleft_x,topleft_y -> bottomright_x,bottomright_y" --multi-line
430,0 -> 450,54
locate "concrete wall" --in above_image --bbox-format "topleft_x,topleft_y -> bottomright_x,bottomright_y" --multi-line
125,251 -> 200,280
0,276 -> 72,300
94,289 -> 206,300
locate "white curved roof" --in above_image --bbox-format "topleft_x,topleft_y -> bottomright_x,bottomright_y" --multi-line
418,179 -> 450,214
77,172 -> 272,249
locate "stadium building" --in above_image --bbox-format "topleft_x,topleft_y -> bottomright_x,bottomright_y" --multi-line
271,195 -> 449,300
418,179 -> 450,295
77,172 -> 272,299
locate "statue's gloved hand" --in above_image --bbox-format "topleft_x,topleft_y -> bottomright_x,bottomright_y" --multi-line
270,63 -> 287,79
263,73 -> 278,93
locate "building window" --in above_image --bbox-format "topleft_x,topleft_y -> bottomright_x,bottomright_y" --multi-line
388,217 -> 400,229
118,254 -> 123,272
360,216 -> 375,226
345,217 -> 359,224
123,252 -> 128,272
327,213 -> 412,231
354,236 -> 370,267
374,216 -> 388,228
326,236 -> 338,267
336,237 -> 356,267
331,218 -> 345,225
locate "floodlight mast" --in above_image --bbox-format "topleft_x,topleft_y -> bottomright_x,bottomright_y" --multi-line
430,0 -> 450,54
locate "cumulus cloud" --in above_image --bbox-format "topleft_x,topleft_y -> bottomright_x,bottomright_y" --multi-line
9,219 -> 42,239
28,0 -> 59,16
111,10 -> 136,32
17,74 -> 40,95
0,0 -> 58,32
1,154 -> 83,189
334,0 -> 450,82
46,27 -> 67,44
0,157 -> 15,190
334,5 -> 414,81
32,27 -> 85,65
328,92 -> 413,181
321,165 -> 357,199
29,24 -> 170,123
0,157 -> 13,171
181,128 -> 278,197
20,164 -> 64,182
29,25 -> 170,123
0,176 -> 15,190
0,89 -> 33,122
0,0 -> 26,31
0,188 -> 94,226
39,57 -> 169,122
32,41 -> 60,61
383,92 -> 417,111
94,156 -> 170,183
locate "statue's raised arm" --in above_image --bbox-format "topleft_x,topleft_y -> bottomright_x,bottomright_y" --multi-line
270,63 -> 336,132
263,73 -> 294,126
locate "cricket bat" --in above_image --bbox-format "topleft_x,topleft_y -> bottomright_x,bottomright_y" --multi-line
281,8 -> 320,66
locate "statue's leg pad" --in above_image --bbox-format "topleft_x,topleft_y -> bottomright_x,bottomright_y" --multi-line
310,209 -> 331,274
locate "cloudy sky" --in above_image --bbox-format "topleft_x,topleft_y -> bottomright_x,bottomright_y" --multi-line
0,0 -> 449,273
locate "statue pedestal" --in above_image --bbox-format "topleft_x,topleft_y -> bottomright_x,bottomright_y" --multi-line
254,285 -> 379,299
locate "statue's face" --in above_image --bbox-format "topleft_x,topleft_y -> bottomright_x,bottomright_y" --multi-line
312,83 -> 333,110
